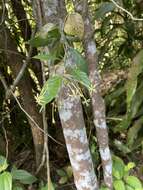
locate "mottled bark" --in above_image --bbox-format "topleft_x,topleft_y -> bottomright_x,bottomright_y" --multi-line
58,85 -> 98,190
32,0 -> 66,27
73,1 -> 113,189
0,27 -> 44,167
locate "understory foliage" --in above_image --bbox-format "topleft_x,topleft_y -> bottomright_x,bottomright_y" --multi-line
0,0 -> 143,189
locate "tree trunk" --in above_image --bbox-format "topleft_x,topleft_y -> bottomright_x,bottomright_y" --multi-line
58,85 -> 98,190
73,1 -> 113,189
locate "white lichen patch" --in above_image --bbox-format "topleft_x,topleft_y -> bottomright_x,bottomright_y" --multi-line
75,150 -> 91,161
87,41 -> 96,56
80,168 -> 96,179
43,0 -> 58,17
100,147 -> 110,161
59,101 -> 75,122
77,4 -> 82,11
90,70 -> 101,85
94,119 -> 107,129
70,157 -> 81,170
94,110 -> 102,117
100,121 -> 107,129
66,143 -> 72,155
63,100 -> 74,109
85,18 -> 90,25
76,178 -> 91,189
76,169 -> 98,190
66,143 -> 83,154
46,8 -> 54,17
105,162 -> 112,175
66,144 -> 81,170
59,109 -> 72,122
63,128 -> 87,143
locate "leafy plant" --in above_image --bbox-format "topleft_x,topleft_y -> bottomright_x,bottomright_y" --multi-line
29,23 -> 61,47
0,155 -> 37,190
11,168 -> 37,185
56,166 -> 73,185
112,155 -> 143,190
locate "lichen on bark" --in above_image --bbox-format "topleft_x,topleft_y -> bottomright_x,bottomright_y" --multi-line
58,84 -> 98,190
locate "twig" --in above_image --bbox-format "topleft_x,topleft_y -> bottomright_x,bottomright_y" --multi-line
5,61 -> 28,99
0,71 -> 64,146
111,0 -> 143,21
0,48 -> 26,57
0,0 -> 6,25
5,30 -> 35,99
35,150 -> 45,174
36,47 -> 51,187
0,71 -> 7,90
2,125 -> 9,159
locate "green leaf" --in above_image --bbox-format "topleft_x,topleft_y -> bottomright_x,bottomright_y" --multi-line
40,183 -> 55,190
70,69 -> 93,90
114,140 -> 131,154
130,82 -> 143,118
11,168 -> 37,185
29,23 -> 60,47
37,75 -> 63,106
64,166 -> 73,178
99,187 -> 110,190
124,176 -> 142,189
67,47 -> 88,74
12,185 -> 23,190
113,180 -> 125,190
40,184 -> 48,190
125,185 -> 134,190
59,176 -> 68,184
0,155 -> 8,173
95,2 -> 115,20
50,42 -> 64,63
33,53 -> 58,62
0,172 -> 12,190
127,116 -> 143,147
126,50 -> 143,110
56,169 -> 66,177
126,79 -> 137,109
125,162 -> 135,173
114,114 -> 132,132
112,155 -> 125,179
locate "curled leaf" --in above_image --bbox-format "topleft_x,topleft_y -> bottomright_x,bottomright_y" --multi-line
37,75 -> 63,106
